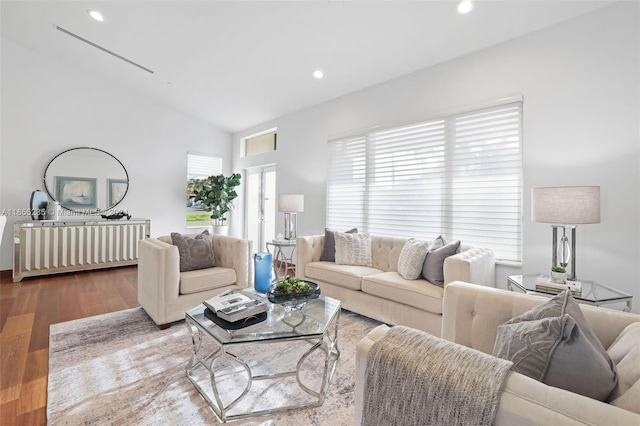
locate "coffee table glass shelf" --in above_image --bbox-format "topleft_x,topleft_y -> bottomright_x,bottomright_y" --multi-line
507,274 -> 632,312
185,292 -> 341,423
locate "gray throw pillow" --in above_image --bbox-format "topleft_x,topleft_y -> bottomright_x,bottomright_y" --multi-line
334,232 -> 372,267
428,235 -> 446,252
320,228 -> 357,262
492,290 -> 618,401
171,230 -> 216,272
397,238 -> 430,280
422,240 -> 460,287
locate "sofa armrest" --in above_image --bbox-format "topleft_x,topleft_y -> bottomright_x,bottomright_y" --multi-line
295,235 -> 324,280
211,235 -> 252,288
137,238 -> 180,325
355,324 -> 391,426
443,247 -> 495,287
354,324 -> 640,426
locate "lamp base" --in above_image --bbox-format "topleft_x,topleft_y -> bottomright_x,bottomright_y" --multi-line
551,225 -> 577,281
284,213 -> 297,240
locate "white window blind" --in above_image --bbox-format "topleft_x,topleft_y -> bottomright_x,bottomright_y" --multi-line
187,152 -> 222,179
327,101 -> 522,263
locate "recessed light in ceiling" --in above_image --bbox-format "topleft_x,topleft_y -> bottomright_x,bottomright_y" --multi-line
313,70 -> 324,79
88,10 -> 105,22
457,0 -> 475,14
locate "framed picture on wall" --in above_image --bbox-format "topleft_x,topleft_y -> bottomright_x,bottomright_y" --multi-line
55,176 -> 97,208
107,178 -> 128,207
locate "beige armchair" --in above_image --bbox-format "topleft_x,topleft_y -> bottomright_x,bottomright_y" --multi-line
137,234 -> 252,328
356,282 -> 640,425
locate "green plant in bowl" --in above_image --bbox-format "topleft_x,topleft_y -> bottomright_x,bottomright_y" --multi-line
273,277 -> 312,294
551,266 -> 566,273
267,277 -> 320,311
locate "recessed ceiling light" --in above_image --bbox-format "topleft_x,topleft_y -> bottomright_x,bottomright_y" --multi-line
313,70 -> 324,79
88,10 -> 105,22
457,0 -> 475,14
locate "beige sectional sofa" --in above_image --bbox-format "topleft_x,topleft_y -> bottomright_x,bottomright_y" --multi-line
355,282 -> 640,425
296,234 -> 495,336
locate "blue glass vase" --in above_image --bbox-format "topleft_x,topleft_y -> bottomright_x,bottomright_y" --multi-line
254,252 -> 273,293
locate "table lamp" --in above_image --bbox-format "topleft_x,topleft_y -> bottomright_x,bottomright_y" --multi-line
531,186 -> 600,281
278,194 -> 304,240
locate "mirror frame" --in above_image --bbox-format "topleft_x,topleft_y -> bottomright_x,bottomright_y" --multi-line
43,147 -> 129,214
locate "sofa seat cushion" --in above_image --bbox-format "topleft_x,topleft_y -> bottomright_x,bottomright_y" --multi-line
361,272 -> 444,314
179,267 -> 237,295
305,261 -> 382,291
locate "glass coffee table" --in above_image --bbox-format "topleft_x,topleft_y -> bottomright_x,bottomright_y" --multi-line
185,292 -> 341,423
507,274 -> 632,312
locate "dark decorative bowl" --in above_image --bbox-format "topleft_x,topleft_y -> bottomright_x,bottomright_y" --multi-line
267,280 -> 321,311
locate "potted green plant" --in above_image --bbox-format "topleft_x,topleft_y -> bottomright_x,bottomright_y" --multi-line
187,173 -> 241,234
550,265 -> 567,284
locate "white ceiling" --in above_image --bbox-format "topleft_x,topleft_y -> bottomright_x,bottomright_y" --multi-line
1,1 -> 615,133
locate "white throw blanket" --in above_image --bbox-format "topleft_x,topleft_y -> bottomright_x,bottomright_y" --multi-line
363,326 -> 513,426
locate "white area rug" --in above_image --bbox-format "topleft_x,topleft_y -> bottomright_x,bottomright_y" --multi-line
47,307 -> 381,425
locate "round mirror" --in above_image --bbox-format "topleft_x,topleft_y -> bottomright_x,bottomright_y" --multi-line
43,147 -> 129,213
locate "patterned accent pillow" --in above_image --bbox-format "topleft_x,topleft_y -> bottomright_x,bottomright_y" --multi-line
492,290 -> 617,401
422,240 -> 460,287
334,232 -> 372,267
171,230 -> 217,272
397,238 -> 430,280
320,228 -> 358,262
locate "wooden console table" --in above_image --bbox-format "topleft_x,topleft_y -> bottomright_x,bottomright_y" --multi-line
13,219 -> 150,282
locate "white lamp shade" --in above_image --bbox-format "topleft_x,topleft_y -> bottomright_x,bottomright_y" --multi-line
278,194 -> 304,213
531,186 -> 600,224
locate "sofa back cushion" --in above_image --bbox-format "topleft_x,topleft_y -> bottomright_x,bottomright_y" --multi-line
369,235 -> 409,272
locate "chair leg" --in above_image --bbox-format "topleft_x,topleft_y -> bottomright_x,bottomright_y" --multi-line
157,323 -> 171,330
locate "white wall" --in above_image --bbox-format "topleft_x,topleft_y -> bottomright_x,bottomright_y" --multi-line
233,3 -> 640,312
0,39 -> 233,269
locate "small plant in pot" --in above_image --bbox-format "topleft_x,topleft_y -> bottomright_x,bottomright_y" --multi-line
550,266 -> 567,284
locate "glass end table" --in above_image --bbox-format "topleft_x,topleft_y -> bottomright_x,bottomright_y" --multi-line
185,292 -> 341,422
507,274 -> 632,312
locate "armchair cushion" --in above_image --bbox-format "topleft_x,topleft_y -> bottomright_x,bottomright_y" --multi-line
493,290 -> 617,401
179,267 -> 237,295
171,230 -> 216,272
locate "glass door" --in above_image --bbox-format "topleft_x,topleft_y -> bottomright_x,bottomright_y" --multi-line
245,165 -> 276,253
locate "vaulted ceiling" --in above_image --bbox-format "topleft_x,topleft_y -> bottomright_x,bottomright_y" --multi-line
1,1 -> 614,133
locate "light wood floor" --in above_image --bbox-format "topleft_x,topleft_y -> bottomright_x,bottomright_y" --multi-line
0,267 -> 139,426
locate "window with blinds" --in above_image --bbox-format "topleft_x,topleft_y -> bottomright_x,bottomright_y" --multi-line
326,101 -> 522,263
187,152 -> 223,226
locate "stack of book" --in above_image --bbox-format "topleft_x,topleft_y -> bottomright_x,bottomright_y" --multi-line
534,276 -> 582,295
203,290 -> 267,322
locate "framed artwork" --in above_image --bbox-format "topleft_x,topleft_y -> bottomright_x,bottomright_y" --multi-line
108,179 -> 128,206
55,176 -> 97,208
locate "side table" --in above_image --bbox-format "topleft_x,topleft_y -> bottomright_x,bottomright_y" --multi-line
507,274 -> 632,312
266,239 -> 296,281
